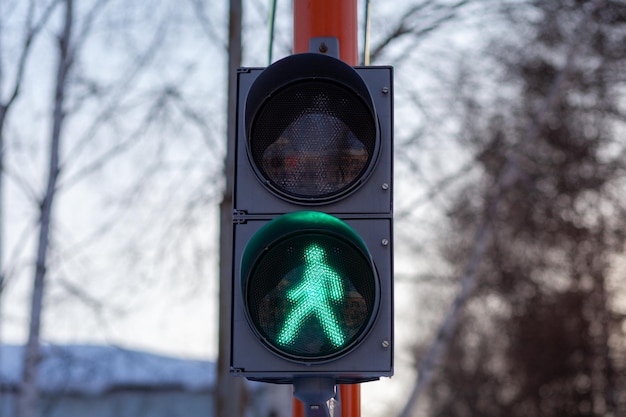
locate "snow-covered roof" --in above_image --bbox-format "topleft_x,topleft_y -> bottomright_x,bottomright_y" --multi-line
0,344 -> 215,395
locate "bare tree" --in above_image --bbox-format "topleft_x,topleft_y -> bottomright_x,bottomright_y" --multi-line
0,0 -> 228,415
0,0 -> 61,413
409,1 -> 626,416
16,0 -> 73,414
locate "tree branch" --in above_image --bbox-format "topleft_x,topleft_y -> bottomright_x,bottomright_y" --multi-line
397,2 -> 602,415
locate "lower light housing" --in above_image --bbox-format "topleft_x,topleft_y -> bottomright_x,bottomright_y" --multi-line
241,211 -> 380,363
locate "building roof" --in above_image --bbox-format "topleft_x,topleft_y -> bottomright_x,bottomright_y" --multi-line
0,344 -> 215,395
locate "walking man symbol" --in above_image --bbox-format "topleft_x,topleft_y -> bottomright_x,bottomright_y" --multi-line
277,244 -> 345,348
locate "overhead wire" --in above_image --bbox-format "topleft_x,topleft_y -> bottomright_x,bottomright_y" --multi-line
362,0 -> 372,65
268,0 -> 278,64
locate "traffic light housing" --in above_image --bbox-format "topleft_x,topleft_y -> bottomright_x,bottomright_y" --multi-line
231,53 -> 393,384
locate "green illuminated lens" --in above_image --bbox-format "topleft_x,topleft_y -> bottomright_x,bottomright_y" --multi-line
277,244 -> 346,348
244,212 -> 377,361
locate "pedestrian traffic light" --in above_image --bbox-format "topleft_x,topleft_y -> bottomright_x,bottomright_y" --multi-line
241,211 -> 379,362
231,52 -> 393,384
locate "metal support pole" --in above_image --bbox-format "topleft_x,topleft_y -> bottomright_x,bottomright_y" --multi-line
293,0 -> 358,65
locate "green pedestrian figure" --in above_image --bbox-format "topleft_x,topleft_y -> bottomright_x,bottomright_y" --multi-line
278,244 -> 346,348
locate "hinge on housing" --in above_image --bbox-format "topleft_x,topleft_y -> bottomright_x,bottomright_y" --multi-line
233,210 -> 247,224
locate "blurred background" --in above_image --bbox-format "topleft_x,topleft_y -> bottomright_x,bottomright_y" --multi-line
1,0 -> 625,416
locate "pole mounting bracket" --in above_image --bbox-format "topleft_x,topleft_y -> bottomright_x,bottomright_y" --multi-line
309,37 -> 340,59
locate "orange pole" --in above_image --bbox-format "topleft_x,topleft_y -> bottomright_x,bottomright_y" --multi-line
292,0 -> 361,415
340,385 -> 361,416
292,395 -> 305,417
293,0 -> 358,66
